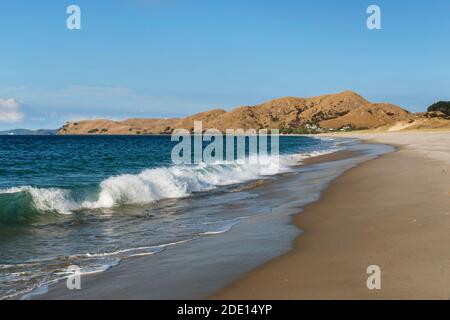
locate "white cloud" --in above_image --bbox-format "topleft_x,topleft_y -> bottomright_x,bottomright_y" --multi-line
0,98 -> 25,123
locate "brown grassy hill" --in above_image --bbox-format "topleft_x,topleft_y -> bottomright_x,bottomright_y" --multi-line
58,91 -> 449,135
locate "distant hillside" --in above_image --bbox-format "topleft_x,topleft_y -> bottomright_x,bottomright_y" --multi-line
0,129 -> 57,136
58,91 -> 450,135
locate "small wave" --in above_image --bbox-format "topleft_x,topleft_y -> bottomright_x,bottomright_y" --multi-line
70,238 -> 196,259
288,149 -> 338,162
0,186 -> 77,214
200,218 -> 242,235
5,217 -> 245,300
3,238 -> 199,300
0,187 -> 76,223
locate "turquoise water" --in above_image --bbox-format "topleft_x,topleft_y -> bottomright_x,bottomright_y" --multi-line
0,135 -> 339,299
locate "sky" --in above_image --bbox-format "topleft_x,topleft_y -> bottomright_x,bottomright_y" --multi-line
1,0 -> 450,130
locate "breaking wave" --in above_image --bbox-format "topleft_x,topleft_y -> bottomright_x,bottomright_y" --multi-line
0,155 -> 284,220
0,151 -> 335,222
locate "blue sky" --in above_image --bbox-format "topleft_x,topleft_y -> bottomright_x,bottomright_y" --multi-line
1,0 -> 449,130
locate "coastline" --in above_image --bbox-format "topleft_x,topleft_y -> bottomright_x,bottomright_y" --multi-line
24,137 -> 390,300
213,132 -> 450,299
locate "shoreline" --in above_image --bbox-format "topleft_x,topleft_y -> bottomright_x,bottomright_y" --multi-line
24,138 -> 387,300
213,132 -> 450,299
19,132 -> 450,300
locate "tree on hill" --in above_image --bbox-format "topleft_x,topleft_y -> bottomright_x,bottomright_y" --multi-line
427,101 -> 450,115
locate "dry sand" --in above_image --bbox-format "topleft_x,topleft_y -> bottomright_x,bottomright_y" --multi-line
214,132 -> 450,299
335,131 -> 450,164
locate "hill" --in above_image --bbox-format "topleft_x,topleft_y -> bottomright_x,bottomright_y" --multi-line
58,91 -> 450,135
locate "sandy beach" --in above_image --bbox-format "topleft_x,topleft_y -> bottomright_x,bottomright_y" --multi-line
7,131 -> 448,300
214,131 -> 450,299
3,0 -> 450,305
22,136 -> 389,300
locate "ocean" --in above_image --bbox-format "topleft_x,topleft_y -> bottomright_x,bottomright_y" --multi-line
0,135 -> 391,299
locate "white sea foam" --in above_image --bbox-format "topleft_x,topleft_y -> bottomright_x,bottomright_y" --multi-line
0,151 -> 336,214
0,186 -> 77,214
82,155 -> 291,209
200,218 -> 243,235
289,148 -> 339,162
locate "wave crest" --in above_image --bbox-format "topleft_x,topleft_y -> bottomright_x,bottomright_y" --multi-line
0,187 -> 77,222
0,155 -> 289,217
82,155 -> 289,208
0,152 -> 331,219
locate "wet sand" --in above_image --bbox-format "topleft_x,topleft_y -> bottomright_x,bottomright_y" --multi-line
214,132 -> 450,299
302,150 -> 364,165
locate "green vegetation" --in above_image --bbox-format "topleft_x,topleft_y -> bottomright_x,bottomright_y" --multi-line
88,128 -> 99,134
160,126 -> 174,134
277,123 -> 370,134
427,101 -> 450,115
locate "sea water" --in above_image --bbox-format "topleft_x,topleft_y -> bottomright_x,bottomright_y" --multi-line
0,135 -> 363,299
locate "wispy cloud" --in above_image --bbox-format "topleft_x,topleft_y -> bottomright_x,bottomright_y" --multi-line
0,85 -> 216,118
0,98 -> 25,123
